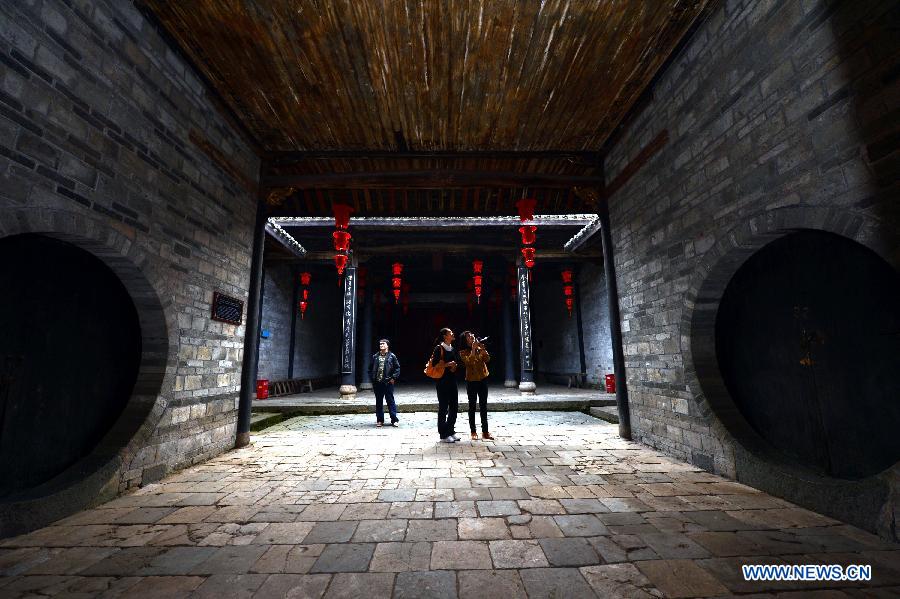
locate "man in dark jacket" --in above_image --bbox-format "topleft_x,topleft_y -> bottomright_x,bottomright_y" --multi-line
369,339 -> 401,427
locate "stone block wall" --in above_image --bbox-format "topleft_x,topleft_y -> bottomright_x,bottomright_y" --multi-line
604,0 -> 899,537
531,262 -> 613,387
0,0 -> 258,531
258,264 -> 293,382
257,263 -> 344,383
578,263 -> 614,386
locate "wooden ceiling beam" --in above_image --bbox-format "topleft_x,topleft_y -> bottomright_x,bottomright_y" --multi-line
266,150 -> 603,166
262,170 -> 605,190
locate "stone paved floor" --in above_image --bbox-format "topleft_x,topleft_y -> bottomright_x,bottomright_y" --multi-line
1,411 -> 898,598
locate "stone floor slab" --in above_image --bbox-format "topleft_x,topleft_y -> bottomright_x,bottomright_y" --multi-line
519,567 -> 596,598
458,569 -> 527,598
394,570 -> 457,599
309,543 -> 375,573
431,540 -> 492,570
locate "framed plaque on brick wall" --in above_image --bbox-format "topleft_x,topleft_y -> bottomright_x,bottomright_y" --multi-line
211,292 -> 243,325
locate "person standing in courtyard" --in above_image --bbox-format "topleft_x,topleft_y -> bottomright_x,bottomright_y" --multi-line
429,328 -> 460,443
459,331 -> 495,440
369,339 -> 400,427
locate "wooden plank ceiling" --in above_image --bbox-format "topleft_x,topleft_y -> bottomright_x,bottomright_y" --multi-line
142,0 -> 711,216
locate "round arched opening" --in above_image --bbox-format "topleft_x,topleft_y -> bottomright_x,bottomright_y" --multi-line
0,234 -> 142,498
714,229 -> 900,480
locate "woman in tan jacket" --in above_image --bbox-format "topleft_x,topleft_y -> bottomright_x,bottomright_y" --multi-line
459,331 -> 494,440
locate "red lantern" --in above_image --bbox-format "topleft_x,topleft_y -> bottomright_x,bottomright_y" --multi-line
475,285 -> 482,302
334,252 -> 348,275
302,289 -> 309,300
300,272 -> 311,286
393,288 -> 401,303
518,225 -> 537,245
392,262 -> 403,276
332,230 -> 352,252
564,286 -> 573,297
299,300 -> 308,319
515,198 -> 536,222
392,277 -> 402,290
565,297 -> 574,316
472,260 -> 483,275
521,246 -> 536,268
473,275 -> 483,287
333,203 -> 353,230
561,269 -> 573,284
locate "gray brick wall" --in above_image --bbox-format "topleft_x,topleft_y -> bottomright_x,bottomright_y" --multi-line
0,0 -> 259,513
258,265 -> 293,382
531,263 -> 613,387
604,0 -> 899,537
257,264 -> 344,382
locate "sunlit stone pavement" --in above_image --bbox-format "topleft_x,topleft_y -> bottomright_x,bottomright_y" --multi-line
1,411 -> 898,598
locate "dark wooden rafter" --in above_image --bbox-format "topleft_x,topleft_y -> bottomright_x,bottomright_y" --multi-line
261,170 -> 605,190
266,149 -> 603,166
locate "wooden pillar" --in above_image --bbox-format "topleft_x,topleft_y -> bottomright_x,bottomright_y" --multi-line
598,200 -> 632,440
339,262 -> 358,399
574,269 -> 587,386
236,196 -> 267,448
517,262 -> 536,395
287,266 -> 299,379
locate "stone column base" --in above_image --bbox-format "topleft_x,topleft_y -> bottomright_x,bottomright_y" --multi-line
504,379 -> 518,388
518,381 -> 536,395
359,382 -> 373,390
339,384 -> 357,399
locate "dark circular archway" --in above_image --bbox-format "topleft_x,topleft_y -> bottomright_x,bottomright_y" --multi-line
714,230 -> 900,479
0,234 -> 142,497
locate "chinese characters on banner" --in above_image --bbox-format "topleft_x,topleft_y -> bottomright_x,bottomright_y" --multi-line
341,270 -> 356,374
518,266 -> 533,371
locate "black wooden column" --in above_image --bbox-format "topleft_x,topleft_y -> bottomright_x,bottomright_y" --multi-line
287,266 -> 299,379
339,263 -> 358,399
573,270 -> 587,386
598,199 -> 632,440
516,262 -> 536,394
359,286 -> 373,390
236,198 -> 267,448
503,291 -> 517,388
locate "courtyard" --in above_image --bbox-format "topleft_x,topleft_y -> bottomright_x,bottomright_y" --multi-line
1,411 -> 897,598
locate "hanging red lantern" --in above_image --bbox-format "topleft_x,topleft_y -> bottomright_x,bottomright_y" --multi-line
392,262 -> 403,276
299,300 -> 308,319
564,286 -> 574,297
300,272 -> 311,286
565,297 -> 574,315
333,203 -> 353,230
391,274 -> 402,304
473,275 -> 483,288
472,259 -> 483,275
334,252 -> 348,275
515,198 -> 537,222
332,230 -> 352,252
302,289 -> 309,301
518,225 -> 537,245
561,269 -> 574,284
521,246 -> 536,268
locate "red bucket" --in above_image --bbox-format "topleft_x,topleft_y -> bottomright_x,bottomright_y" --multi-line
604,374 -> 616,394
256,379 -> 269,400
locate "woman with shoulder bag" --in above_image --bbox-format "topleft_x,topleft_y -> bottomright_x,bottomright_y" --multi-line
426,328 -> 460,443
